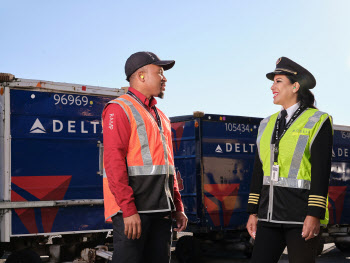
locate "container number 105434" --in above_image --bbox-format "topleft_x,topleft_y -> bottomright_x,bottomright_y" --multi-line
225,123 -> 250,133
342,132 -> 350,139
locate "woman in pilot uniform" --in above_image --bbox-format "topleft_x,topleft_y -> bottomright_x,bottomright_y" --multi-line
246,57 -> 333,263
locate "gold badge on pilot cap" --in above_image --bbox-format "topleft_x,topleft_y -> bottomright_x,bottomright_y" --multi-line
276,57 -> 282,65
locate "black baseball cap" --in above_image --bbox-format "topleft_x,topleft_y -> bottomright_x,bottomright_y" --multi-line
266,57 -> 316,89
125,51 -> 175,81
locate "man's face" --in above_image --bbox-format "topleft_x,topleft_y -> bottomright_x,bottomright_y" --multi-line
145,64 -> 167,99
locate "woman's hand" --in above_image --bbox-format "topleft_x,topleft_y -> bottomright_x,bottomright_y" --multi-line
302,215 -> 320,241
246,214 -> 258,239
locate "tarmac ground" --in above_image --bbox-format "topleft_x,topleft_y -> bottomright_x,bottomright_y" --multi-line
1,239 -> 350,263
171,242 -> 350,263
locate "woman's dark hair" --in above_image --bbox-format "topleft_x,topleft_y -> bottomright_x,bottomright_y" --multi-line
286,75 -> 316,109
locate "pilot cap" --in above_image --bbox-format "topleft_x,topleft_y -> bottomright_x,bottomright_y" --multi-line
266,57 -> 316,89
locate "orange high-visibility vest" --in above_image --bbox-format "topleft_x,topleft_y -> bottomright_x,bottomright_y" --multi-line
103,94 -> 176,222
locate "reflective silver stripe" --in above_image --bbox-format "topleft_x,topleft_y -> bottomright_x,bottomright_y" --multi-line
263,176 -> 311,190
103,169 -> 107,178
288,135 -> 309,178
116,98 -> 153,166
304,111 -> 326,129
138,208 -> 172,213
288,111 -> 326,178
156,110 -> 173,205
106,211 -> 120,221
309,115 -> 329,152
270,144 -> 275,175
107,101 -> 131,122
106,208 -> 173,220
265,219 -> 304,225
160,125 -> 173,202
255,116 -> 273,220
268,160 -> 274,221
257,116 -> 271,159
128,165 -> 175,176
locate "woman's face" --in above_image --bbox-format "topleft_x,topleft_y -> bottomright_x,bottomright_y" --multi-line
270,74 -> 297,108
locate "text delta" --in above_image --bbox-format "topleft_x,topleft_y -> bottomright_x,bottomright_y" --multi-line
337,148 -> 349,158
225,143 -> 255,153
53,120 -> 100,134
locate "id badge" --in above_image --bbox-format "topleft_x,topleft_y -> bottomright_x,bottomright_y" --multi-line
271,164 -> 280,182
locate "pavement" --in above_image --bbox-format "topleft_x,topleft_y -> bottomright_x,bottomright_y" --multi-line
171,243 -> 350,263
1,241 -> 350,262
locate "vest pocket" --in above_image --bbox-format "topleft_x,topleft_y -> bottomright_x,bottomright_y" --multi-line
272,187 -> 308,223
130,174 -> 169,212
258,185 -> 270,219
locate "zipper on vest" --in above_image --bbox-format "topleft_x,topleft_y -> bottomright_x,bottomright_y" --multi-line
161,131 -> 174,210
268,177 -> 274,221
146,109 -> 172,207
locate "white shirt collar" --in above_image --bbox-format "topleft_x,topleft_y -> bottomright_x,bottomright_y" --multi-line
281,102 -> 300,123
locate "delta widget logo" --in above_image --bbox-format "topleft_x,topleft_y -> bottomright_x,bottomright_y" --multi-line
215,145 -> 223,153
30,118 -> 46,133
11,176 -> 72,234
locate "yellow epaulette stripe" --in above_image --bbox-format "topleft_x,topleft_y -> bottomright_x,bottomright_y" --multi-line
309,195 -> 326,200
309,197 -> 327,201
249,196 -> 259,201
248,200 -> 259,204
309,199 -> 327,205
308,201 -> 326,207
249,193 -> 260,197
308,203 -> 326,209
309,196 -> 327,201
308,200 -> 326,205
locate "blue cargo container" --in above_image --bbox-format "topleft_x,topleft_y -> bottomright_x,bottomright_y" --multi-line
171,112 -> 350,260
171,113 -> 261,232
0,74 -> 123,260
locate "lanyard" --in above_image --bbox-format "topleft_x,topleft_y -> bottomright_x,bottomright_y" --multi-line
127,91 -> 163,129
273,106 -> 305,164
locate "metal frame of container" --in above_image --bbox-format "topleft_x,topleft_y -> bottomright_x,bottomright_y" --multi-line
0,76 -> 124,242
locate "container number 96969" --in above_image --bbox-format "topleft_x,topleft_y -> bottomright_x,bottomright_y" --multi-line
54,94 -> 89,106
225,123 -> 250,133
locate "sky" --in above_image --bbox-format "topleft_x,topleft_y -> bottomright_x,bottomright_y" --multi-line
1,0 -> 349,125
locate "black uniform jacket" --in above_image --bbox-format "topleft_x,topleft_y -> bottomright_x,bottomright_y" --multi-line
247,117 -> 333,225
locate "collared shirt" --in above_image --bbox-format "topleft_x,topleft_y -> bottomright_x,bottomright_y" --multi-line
102,87 -> 184,218
128,87 -> 158,120
280,102 -> 300,123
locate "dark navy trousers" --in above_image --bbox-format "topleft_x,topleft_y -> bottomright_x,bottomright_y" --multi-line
112,213 -> 172,263
251,222 -> 321,263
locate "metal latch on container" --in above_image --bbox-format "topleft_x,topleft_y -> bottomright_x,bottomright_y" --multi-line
97,141 -> 104,176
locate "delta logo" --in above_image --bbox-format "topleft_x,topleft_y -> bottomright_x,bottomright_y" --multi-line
30,118 -> 46,133
204,183 -> 240,227
29,118 -> 100,134
291,128 -> 310,136
214,143 -> 255,154
11,175 -> 72,234
215,145 -> 223,153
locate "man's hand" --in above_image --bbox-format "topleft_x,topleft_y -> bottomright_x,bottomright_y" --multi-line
173,211 -> 188,232
302,215 -> 320,241
123,214 -> 142,240
246,214 -> 258,239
